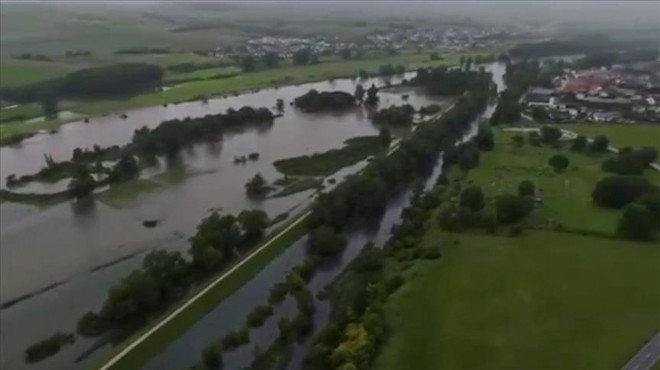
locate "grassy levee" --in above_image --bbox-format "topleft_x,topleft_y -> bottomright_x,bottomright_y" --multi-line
91,214 -> 309,370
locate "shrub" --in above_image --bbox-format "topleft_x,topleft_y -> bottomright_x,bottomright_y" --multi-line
571,135 -> 587,151
495,194 -> 534,223
540,126 -> 562,144
548,154 -> 569,172
25,332 -> 75,363
77,311 -> 107,337
592,176 -> 657,209
618,203 -> 655,241
202,343 -> 223,369
589,135 -> 610,153
459,186 -> 485,211
246,305 -> 274,327
307,226 -> 346,257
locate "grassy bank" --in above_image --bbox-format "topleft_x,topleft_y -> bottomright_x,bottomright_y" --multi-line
92,213 -> 309,370
274,136 -> 387,176
377,230 -> 660,370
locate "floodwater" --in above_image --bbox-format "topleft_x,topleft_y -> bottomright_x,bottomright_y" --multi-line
140,62 -> 507,370
0,72 -> 446,370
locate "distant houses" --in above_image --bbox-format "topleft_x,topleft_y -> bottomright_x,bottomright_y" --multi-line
523,63 -> 660,123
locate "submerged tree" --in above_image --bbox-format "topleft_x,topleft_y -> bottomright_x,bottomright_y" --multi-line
245,173 -> 269,197
364,84 -> 379,106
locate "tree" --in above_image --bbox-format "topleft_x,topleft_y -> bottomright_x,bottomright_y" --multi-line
512,134 -> 524,148
548,154 -> 569,172
262,52 -> 279,68
618,203 -> 654,241
459,55 -> 466,69
464,56 -> 473,71
202,343 -> 222,369
540,126 -> 562,144
429,52 -> 440,61
378,128 -> 392,146
110,154 -> 140,182
40,94 -> 59,119
458,142 -> 480,171
531,106 -> 547,122
68,166 -> 95,198
77,312 -> 107,337
354,84 -> 365,102
460,186 -> 485,211
571,135 -> 587,152
240,54 -> 256,72
638,190 -> 660,222
592,175 -> 656,209
293,48 -> 312,65
475,125 -> 494,151
602,152 -> 646,175
518,180 -> 535,197
340,48 -> 352,60
495,194 -> 534,224
590,135 -> 610,153
238,209 -> 268,244
308,226 -> 346,257
364,84 -> 379,106
245,173 -> 268,196
637,147 -> 658,165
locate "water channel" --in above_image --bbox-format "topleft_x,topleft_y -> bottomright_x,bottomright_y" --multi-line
0,71 -> 455,370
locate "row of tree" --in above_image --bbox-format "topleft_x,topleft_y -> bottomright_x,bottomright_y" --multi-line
76,209 -> 269,337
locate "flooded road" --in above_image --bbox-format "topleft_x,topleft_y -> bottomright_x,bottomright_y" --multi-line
0,72 -> 446,370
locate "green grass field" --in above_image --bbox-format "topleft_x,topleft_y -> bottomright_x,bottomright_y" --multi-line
0,59 -> 71,87
468,130 -> 626,234
377,230 -> 660,370
164,66 -> 242,84
560,123 -> 660,152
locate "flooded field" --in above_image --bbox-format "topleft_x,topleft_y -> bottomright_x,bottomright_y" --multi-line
0,71 -> 455,370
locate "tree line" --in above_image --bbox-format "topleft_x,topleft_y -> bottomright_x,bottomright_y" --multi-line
411,66 -> 493,96
76,209 -> 269,338
1,63 -> 164,104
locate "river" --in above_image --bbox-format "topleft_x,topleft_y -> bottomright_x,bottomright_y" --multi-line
140,61 -> 506,370
0,71 -> 452,370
